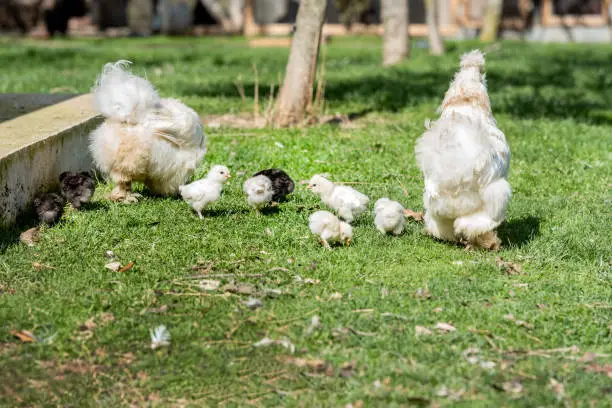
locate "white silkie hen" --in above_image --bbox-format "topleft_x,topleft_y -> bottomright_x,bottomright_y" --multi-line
307,175 -> 370,223
309,210 -> 353,249
178,165 -> 231,218
89,60 -> 206,203
374,198 -> 406,235
415,50 -> 511,250
243,175 -> 274,213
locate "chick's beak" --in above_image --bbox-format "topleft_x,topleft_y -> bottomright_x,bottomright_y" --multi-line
226,174 -> 231,179
306,184 -> 313,190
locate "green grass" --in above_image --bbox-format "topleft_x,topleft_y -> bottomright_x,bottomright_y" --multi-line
1,37 -> 611,407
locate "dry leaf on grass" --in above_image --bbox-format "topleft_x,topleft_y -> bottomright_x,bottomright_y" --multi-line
404,209 -> 424,222
415,326 -> 433,336
503,313 -> 534,329
329,292 -> 343,300
496,257 -> 524,275
10,330 -> 37,343
549,378 -> 565,400
222,283 -> 256,295
199,279 -> 221,291
146,305 -> 168,314
32,262 -> 55,270
105,262 -> 122,272
119,261 -> 135,272
435,322 -> 457,333
585,363 -> 612,378
253,337 -> 295,354
20,227 -> 41,247
502,380 -> 524,394
339,361 -> 357,378
278,356 -> 328,373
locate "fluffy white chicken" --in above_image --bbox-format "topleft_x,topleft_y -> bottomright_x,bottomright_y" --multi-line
307,175 -> 370,223
178,165 -> 231,218
415,50 -> 511,250
89,60 -> 206,203
309,210 -> 353,249
374,198 -> 406,235
243,175 -> 274,213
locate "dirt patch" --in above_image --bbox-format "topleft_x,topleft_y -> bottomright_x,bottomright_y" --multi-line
201,112 -> 364,130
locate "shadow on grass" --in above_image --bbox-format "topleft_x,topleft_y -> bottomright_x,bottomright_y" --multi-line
498,216 -> 540,248
0,211 -> 39,253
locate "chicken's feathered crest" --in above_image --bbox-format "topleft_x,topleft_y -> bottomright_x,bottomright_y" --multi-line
439,50 -> 491,115
93,60 -> 161,124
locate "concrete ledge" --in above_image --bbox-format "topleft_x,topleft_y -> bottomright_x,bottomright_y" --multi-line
0,94 -> 102,226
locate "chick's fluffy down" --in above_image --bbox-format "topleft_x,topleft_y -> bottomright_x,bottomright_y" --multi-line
243,175 -> 274,209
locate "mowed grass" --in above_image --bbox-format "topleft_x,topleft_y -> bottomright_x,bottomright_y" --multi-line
0,37 -> 611,406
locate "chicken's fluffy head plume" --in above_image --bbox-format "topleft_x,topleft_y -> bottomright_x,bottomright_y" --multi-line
439,50 -> 491,115
93,60 -> 161,124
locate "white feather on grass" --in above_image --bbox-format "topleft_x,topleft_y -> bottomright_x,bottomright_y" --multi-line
150,325 -> 171,349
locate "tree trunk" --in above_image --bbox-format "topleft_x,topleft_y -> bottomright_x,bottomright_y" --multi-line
480,0 -> 502,42
381,0 -> 409,66
274,0 -> 326,128
425,0 -> 444,55
200,0 -> 234,31
243,0 -> 258,36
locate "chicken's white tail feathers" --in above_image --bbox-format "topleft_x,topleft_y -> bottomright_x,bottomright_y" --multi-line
460,50 -> 485,71
92,60 -> 160,124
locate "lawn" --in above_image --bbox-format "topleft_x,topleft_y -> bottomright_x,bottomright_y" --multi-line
0,36 -> 611,407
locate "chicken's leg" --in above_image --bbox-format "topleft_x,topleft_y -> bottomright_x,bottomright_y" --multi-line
109,179 -> 141,203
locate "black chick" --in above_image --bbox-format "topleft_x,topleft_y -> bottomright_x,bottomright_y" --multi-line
252,169 -> 295,202
33,193 -> 66,225
59,171 -> 96,209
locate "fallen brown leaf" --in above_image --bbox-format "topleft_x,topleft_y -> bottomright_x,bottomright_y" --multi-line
199,279 -> 221,291
20,227 -> 41,247
502,380 -> 523,394
549,378 -> 565,400
329,292 -> 343,300
340,361 -> 357,378
415,326 -> 433,336
496,257 -> 524,275
10,330 -> 36,343
119,261 -> 135,272
80,317 -> 97,331
503,313 -> 534,329
404,209 -> 424,222
222,283 -> 256,295
435,322 -> 457,333
585,363 -> 612,378
278,356 -> 328,373
147,305 -> 169,314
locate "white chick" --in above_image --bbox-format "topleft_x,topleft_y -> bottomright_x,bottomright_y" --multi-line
374,198 -> 406,235
243,175 -> 274,213
307,174 -> 369,223
178,165 -> 231,218
309,210 -> 353,249
415,50 -> 511,250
